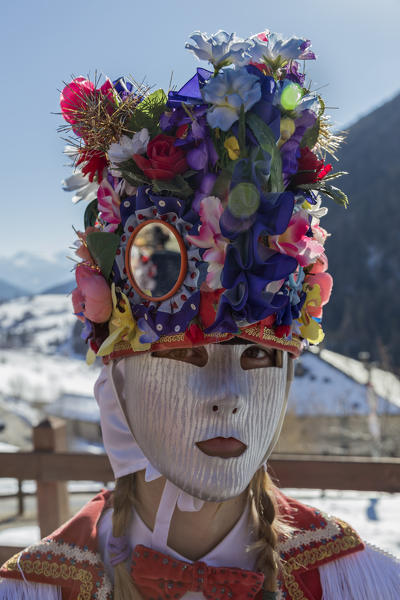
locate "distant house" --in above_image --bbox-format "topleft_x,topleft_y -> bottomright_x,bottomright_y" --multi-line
278,349 -> 400,457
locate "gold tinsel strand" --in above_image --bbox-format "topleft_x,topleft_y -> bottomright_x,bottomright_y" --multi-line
315,115 -> 346,161
58,77 -> 150,158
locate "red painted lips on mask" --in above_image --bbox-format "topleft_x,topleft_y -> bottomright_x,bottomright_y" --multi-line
196,437 -> 247,459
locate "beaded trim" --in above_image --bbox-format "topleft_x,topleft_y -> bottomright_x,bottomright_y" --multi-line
242,326 -> 302,349
3,546 -> 112,600
279,519 -> 363,600
105,325 -> 301,362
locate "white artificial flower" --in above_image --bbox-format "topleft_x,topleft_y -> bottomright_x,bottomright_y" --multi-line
62,146 -> 98,204
305,194 -> 328,219
62,171 -> 98,204
185,30 -> 252,68
107,129 -> 150,175
248,31 -> 316,64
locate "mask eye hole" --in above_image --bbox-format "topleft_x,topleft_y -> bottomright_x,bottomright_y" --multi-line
151,346 -> 208,367
240,345 -> 283,370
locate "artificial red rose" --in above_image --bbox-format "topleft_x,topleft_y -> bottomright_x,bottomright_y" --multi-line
292,147 -> 332,186
132,134 -> 188,181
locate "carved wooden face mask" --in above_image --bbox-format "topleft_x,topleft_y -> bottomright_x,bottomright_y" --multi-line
120,344 -> 290,502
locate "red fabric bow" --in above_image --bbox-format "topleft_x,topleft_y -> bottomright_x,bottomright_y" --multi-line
131,544 -> 265,600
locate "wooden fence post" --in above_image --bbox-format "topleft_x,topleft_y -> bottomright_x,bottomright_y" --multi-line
33,418 -> 70,538
17,479 -> 24,516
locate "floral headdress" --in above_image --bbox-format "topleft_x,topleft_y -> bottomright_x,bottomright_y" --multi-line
61,29 -> 348,364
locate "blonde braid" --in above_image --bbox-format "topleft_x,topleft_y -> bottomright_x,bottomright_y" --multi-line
111,474 -> 143,600
249,468 -> 280,593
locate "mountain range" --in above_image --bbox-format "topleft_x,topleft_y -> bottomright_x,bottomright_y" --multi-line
0,252 -> 73,296
323,91 -> 400,373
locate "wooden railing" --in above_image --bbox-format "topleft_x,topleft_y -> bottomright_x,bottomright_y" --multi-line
1,418 -> 400,564
2,450 -> 400,492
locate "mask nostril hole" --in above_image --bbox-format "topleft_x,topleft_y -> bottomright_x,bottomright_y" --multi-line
212,405 -> 218,412
232,408 -> 238,414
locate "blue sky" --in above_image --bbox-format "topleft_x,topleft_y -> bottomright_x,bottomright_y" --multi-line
2,0 -> 399,273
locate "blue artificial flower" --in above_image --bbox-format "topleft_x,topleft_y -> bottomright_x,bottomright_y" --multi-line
112,77 -> 135,99
202,68 -> 261,131
247,32 -> 316,64
205,232 -> 297,333
185,31 -> 252,68
165,69 -> 212,108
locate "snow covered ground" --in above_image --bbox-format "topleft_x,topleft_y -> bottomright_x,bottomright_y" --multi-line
0,349 -> 100,404
0,294 -> 76,354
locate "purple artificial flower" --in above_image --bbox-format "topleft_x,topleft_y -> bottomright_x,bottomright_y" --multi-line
280,110 -> 317,185
193,172 -> 218,213
285,61 -> 306,86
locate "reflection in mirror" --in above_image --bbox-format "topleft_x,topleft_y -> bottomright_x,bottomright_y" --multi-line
126,221 -> 187,301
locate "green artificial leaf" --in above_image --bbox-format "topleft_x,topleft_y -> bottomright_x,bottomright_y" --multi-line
247,113 -> 284,192
321,184 -> 349,208
300,118 -> 320,150
238,105 -> 247,158
321,171 -> 348,181
212,168 -> 232,199
127,89 -> 167,135
299,182 -> 349,208
86,231 -> 121,280
84,199 -> 99,229
181,170 -> 198,180
120,169 -> 149,187
151,174 -> 193,199
119,158 -> 150,187
318,95 -> 325,117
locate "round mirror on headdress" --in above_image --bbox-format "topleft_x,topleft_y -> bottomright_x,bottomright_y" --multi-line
125,220 -> 188,301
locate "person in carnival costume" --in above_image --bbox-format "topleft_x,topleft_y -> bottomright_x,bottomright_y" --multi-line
1,29 -> 399,600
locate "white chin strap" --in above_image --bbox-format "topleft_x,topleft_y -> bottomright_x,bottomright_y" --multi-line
94,361 -> 205,519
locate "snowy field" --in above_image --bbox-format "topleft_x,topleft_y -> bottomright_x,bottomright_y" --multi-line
0,349 -> 100,404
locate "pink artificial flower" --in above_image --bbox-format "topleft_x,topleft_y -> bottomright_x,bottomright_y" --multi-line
269,210 -> 324,267
312,221 -> 329,245
257,31 -> 269,42
60,77 -> 114,133
60,77 -> 95,125
187,196 -> 228,289
72,264 -> 112,323
309,252 -> 328,274
71,288 -> 86,323
304,271 -> 333,319
97,179 -> 121,232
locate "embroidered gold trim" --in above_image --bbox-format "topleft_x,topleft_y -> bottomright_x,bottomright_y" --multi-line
279,525 -> 362,600
158,333 -> 186,343
204,333 -> 230,339
113,340 -> 133,351
5,556 -> 94,600
243,326 -> 301,349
